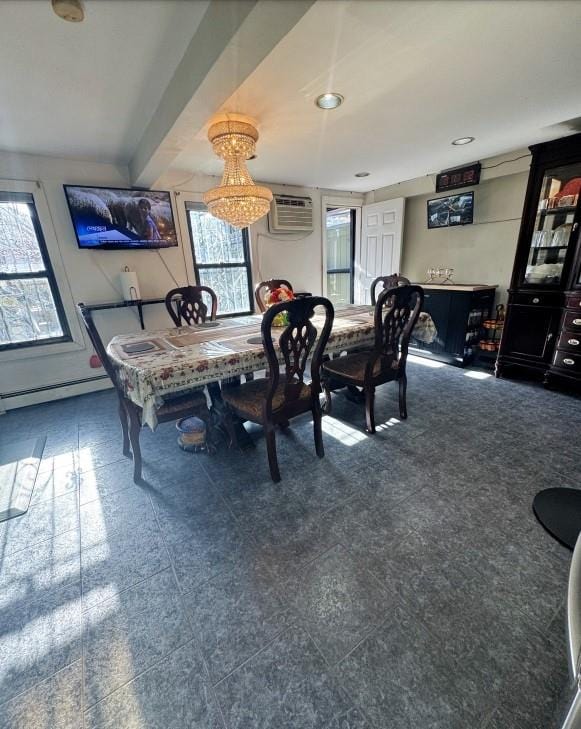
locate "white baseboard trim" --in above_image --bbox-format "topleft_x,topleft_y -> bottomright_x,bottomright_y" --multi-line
2,377 -> 113,412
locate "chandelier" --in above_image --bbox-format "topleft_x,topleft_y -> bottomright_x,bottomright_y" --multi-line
203,114 -> 273,228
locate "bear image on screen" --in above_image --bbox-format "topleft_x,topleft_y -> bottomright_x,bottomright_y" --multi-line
64,185 -> 178,249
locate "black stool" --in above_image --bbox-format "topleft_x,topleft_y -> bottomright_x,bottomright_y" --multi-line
533,488 -> 581,550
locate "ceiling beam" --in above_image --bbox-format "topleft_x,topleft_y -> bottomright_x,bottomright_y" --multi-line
130,0 -> 314,188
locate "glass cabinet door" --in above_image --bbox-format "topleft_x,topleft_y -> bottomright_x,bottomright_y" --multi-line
524,163 -> 581,286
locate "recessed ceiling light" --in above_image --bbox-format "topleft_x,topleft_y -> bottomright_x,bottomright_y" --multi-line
52,0 -> 84,22
451,136 -> 475,146
315,93 -> 344,110
355,172 -> 370,178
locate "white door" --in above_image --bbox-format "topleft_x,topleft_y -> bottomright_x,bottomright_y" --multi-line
355,197 -> 405,304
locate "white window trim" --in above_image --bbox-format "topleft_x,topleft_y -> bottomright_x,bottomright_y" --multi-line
174,191 -> 203,285
0,179 -> 85,362
321,195 -> 362,298
174,190 -> 255,315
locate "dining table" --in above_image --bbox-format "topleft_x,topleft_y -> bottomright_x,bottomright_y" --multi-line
106,304 -> 383,431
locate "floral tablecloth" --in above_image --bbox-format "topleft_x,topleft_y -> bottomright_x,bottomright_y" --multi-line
107,306 -> 379,429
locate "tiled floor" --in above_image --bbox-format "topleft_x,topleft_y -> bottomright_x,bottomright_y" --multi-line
0,358 -> 578,728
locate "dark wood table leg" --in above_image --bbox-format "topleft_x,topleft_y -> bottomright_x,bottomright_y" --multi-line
321,353 -> 366,411
345,385 -> 365,404
324,377 -> 365,403
207,381 -> 255,451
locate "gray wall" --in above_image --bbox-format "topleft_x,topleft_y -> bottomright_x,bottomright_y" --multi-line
400,171 -> 528,303
365,149 -> 532,305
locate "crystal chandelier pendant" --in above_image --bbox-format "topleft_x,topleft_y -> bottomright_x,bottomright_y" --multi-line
203,114 -> 273,228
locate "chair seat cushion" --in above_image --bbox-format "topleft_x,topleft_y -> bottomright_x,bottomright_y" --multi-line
157,389 -> 207,417
222,378 -> 311,422
322,351 -> 399,385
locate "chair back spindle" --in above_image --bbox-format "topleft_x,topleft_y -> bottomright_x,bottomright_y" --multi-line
370,274 -> 411,305
165,286 -> 218,326
373,285 -> 424,374
261,297 -> 334,418
255,279 -> 294,313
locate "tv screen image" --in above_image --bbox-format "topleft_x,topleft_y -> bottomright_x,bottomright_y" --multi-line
427,192 -> 474,229
64,185 -> 178,249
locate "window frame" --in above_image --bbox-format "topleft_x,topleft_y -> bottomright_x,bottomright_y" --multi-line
185,202 -> 254,318
325,207 -> 356,305
0,180 -> 86,364
0,191 -> 72,351
321,195 -> 363,304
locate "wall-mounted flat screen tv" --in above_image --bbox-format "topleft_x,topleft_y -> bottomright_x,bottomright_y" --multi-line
427,191 -> 474,229
64,185 -> 178,249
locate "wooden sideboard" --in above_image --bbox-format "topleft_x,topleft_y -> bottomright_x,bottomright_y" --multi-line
410,284 -> 497,367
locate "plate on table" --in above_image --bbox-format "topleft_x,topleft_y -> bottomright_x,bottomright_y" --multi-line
122,341 -> 156,354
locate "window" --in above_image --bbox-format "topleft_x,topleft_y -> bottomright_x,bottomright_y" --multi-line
325,207 -> 355,305
186,204 -> 253,316
0,192 -> 70,350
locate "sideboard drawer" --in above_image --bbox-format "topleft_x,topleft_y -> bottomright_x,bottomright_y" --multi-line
557,331 -> 581,352
564,311 -> 581,332
511,292 -> 561,307
553,350 -> 581,373
566,293 -> 581,310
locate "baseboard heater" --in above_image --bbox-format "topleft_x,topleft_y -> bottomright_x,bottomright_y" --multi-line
2,374 -> 110,399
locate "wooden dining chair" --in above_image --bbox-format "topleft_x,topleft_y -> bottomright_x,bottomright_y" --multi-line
254,279 -> 294,313
322,285 -> 424,433
222,296 -> 334,482
165,285 -> 218,326
370,274 -> 411,305
78,303 -> 212,484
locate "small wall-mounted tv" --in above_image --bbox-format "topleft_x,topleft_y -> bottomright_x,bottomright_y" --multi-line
427,191 -> 474,229
64,185 -> 178,249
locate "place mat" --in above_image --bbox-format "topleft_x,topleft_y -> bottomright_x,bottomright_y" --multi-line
122,341 -> 156,354
332,316 -> 373,329
247,336 -> 274,346
166,323 -> 261,348
336,305 -> 373,316
341,314 -> 376,323
198,340 -> 240,355
114,338 -> 172,360
166,331 -> 220,347
197,336 -> 276,355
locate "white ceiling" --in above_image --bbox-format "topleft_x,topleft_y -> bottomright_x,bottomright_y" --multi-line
0,0 -> 208,161
2,0 -> 581,192
171,0 -> 581,192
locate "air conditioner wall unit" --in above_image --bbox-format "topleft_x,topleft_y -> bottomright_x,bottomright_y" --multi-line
268,194 -> 313,233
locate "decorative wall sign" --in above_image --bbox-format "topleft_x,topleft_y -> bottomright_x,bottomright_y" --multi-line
436,162 -> 481,192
